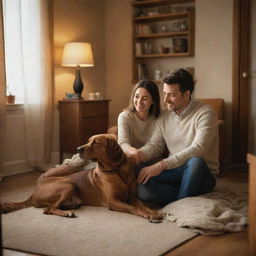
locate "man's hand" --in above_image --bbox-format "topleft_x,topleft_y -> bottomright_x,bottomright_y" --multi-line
126,147 -> 145,164
137,161 -> 167,184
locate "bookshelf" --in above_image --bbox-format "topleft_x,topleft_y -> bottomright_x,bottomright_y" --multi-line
132,0 -> 195,82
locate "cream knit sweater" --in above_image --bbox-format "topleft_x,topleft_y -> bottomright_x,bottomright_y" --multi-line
139,100 -> 220,175
118,111 -> 157,154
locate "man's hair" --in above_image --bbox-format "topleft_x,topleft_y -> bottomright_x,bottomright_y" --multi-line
162,68 -> 194,95
125,79 -> 161,118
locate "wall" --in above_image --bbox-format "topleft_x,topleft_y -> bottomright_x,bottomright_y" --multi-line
105,0 -> 196,126
105,0 -> 233,161
2,0 -> 253,176
2,0 -> 107,177
194,0 -> 233,160
105,0 -> 133,126
2,105 -> 33,177
52,0 -> 106,159
0,0 -> 6,176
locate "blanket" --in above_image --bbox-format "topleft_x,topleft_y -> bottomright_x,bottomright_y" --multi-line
162,181 -> 248,235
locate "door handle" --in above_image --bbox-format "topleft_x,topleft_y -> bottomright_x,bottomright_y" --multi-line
242,72 -> 248,78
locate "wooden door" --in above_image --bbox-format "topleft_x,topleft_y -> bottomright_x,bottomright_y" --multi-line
232,0 -> 250,163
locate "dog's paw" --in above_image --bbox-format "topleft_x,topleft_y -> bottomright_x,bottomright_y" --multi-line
147,211 -> 163,223
66,211 -> 76,218
148,218 -> 162,223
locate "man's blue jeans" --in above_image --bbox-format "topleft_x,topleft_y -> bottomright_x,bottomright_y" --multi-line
137,157 -> 216,206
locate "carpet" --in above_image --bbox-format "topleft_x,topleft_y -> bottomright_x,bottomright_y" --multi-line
1,185 -> 196,256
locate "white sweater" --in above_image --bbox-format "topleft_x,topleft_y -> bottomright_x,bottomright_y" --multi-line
117,111 -> 157,154
139,100 -> 219,175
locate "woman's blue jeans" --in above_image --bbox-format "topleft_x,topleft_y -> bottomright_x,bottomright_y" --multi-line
137,157 -> 216,206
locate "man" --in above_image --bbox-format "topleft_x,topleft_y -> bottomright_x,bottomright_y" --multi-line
135,68 -> 219,205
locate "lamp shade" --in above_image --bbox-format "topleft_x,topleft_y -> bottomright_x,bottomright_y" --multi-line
62,42 -> 94,67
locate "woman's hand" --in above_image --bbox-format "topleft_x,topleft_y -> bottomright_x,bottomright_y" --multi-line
137,161 -> 167,184
126,147 -> 145,164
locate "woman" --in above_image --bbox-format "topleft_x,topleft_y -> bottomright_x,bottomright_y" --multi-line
118,79 -> 161,164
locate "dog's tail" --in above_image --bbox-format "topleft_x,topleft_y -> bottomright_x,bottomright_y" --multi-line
0,197 -> 32,213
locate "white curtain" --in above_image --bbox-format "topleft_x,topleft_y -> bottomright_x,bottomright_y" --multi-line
21,0 -> 53,168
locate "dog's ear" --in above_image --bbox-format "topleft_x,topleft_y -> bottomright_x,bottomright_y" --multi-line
95,134 -> 127,171
107,126 -> 118,140
106,137 -> 125,166
96,136 -> 125,171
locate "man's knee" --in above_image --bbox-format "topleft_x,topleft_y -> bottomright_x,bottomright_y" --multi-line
186,157 -> 208,173
184,157 -> 216,193
187,156 -> 206,165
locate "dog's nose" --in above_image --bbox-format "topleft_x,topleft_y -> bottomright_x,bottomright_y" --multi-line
77,146 -> 84,154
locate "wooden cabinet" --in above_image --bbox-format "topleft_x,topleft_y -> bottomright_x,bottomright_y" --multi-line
59,100 -> 110,161
131,0 -> 195,82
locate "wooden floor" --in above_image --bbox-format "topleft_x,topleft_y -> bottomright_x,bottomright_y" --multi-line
1,168 -> 251,256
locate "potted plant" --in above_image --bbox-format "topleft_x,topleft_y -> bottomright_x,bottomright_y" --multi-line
6,85 -> 15,104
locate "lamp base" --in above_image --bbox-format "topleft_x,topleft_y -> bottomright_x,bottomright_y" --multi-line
73,67 -> 84,99
73,93 -> 83,100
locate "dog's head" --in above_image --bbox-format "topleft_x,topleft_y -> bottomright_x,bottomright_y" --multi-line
77,134 -> 126,171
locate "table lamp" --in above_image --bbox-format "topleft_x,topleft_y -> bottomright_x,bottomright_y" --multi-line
62,42 -> 94,99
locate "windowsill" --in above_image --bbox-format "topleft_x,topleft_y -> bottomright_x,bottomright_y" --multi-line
6,103 -> 24,111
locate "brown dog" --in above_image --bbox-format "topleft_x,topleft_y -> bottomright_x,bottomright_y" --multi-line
1,134 -> 162,222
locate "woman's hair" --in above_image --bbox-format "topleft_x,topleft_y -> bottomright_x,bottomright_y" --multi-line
162,68 -> 194,95
125,79 -> 160,118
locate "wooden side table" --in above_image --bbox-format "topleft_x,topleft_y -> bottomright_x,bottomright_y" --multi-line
247,153 -> 256,255
59,99 -> 110,162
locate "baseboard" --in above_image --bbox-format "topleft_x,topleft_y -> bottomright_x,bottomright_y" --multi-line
0,159 -> 34,178
221,162 -> 249,172
0,152 -> 81,179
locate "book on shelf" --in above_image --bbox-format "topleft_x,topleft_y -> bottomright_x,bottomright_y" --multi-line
137,63 -> 149,80
135,42 -> 142,55
135,41 -> 153,55
135,24 -> 151,35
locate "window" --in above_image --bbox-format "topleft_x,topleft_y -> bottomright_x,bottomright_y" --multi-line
3,0 -> 24,103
